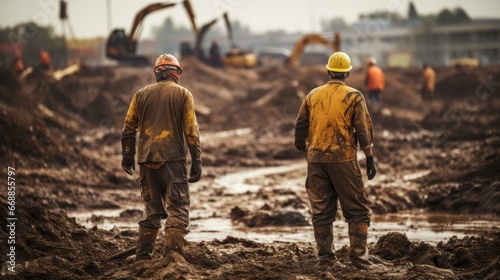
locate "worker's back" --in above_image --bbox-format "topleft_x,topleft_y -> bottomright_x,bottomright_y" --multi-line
126,80 -> 197,164
304,81 -> 372,163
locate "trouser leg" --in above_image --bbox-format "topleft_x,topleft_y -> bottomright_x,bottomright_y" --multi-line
313,224 -> 335,263
162,161 -> 190,256
135,225 -> 159,261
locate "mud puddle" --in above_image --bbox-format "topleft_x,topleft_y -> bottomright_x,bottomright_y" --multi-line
68,161 -> 499,248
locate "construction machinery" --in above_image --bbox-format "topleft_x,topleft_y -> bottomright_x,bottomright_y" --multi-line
287,32 -> 341,66
220,13 -> 258,68
106,1 -> 199,65
181,11 -> 257,68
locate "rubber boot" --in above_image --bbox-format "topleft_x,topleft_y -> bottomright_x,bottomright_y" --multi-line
313,224 -> 345,269
135,225 -> 159,261
348,222 -> 385,271
163,227 -> 188,256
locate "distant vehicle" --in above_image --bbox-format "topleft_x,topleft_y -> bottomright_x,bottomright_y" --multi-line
106,1 -> 198,66
451,58 -> 479,67
219,13 -> 258,68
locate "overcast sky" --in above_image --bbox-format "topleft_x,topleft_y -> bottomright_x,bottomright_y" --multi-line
1,0 -> 499,39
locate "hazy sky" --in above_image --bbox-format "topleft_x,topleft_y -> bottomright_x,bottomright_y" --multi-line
1,0 -> 499,39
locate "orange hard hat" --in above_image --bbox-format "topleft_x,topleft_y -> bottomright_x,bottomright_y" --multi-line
154,54 -> 183,74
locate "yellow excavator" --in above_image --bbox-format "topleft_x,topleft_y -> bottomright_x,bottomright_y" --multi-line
287,32 -> 341,66
220,13 -> 258,68
106,1 -> 199,65
181,11 -> 257,68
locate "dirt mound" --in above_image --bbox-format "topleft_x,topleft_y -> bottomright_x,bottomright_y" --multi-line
0,199 -> 132,279
372,231 -> 500,280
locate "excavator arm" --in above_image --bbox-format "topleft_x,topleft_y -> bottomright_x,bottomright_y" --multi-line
129,2 -> 177,43
195,18 -> 219,55
183,0 -> 199,37
288,32 -> 341,66
223,12 -> 235,47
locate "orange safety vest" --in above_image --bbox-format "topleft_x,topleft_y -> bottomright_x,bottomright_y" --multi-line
365,65 -> 385,91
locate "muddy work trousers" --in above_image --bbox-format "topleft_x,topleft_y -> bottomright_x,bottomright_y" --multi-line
306,161 -> 370,226
138,161 -> 190,230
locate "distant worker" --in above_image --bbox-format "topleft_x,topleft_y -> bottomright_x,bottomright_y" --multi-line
295,52 -> 383,271
39,49 -> 51,70
11,54 -> 24,76
365,57 -> 384,110
121,54 -> 202,261
209,40 -> 222,68
421,63 -> 436,101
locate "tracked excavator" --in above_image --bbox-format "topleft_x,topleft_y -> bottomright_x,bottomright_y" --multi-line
181,11 -> 257,68
287,32 -> 341,66
106,1 -> 199,65
220,13 -> 258,68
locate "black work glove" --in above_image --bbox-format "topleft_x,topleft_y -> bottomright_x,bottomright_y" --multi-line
122,154 -> 135,175
188,161 -> 202,183
366,155 -> 377,180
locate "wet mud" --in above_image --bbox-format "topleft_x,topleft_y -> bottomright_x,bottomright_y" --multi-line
1,60 -> 499,279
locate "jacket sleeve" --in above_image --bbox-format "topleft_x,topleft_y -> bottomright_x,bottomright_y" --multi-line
183,91 -> 202,162
294,96 -> 310,149
121,93 -> 139,155
352,94 -> 374,150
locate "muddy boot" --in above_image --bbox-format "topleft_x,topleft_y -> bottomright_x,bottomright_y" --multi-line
163,227 -> 188,257
313,224 -> 345,269
348,222 -> 385,272
135,226 -> 159,261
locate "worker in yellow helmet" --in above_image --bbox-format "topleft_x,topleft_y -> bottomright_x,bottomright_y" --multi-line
121,54 -> 202,261
294,52 -> 384,271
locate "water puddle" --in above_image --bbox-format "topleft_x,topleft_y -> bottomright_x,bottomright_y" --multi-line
214,162 -> 307,194
68,160 -> 498,246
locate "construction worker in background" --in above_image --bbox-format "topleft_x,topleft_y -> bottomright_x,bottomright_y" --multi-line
121,54 -> 202,262
10,54 -> 24,76
365,57 -> 384,110
209,40 -> 222,68
39,49 -> 51,71
295,52 -> 384,271
421,63 -> 436,101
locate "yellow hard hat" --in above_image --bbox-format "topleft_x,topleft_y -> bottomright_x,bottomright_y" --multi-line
325,52 -> 352,72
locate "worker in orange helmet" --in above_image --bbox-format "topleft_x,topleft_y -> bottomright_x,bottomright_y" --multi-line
295,52 -> 384,272
39,49 -> 51,70
121,54 -> 202,261
364,57 -> 384,110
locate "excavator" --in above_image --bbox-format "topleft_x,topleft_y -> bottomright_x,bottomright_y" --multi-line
106,1 -> 199,65
181,12 -> 257,68
287,32 -> 341,66
220,12 -> 258,68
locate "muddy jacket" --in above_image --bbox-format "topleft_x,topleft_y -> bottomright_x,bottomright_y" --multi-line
422,67 -> 436,92
122,79 -> 201,164
295,80 -> 374,163
365,65 -> 385,92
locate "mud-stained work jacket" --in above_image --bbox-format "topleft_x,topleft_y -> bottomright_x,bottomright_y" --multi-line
422,67 -> 436,92
295,80 -> 374,163
365,65 -> 385,92
122,79 -> 201,164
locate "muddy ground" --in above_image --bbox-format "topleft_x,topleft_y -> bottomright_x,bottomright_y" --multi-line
0,59 -> 499,279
